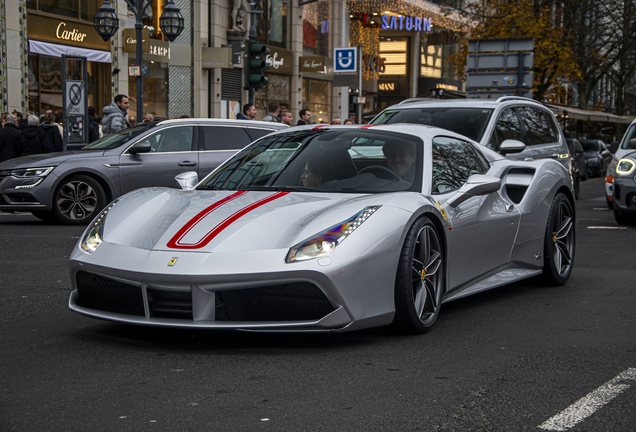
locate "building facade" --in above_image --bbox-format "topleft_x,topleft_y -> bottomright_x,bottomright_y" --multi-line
0,0 -> 466,123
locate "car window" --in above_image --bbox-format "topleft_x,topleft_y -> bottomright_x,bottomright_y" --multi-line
519,107 -> 558,145
575,141 -> 584,153
82,122 -> 157,150
249,128 -> 278,140
491,108 -> 523,150
620,123 -> 636,149
431,136 -> 488,194
581,140 -> 599,152
371,107 -> 493,142
139,126 -> 194,153
201,126 -> 252,150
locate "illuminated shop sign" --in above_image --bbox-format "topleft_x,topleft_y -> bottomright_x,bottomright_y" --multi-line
353,12 -> 432,32
362,54 -> 386,73
381,15 -> 431,31
379,83 -> 395,91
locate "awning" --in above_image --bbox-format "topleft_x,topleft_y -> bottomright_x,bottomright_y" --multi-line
28,40 -> 112,63
545,103 -> 632,124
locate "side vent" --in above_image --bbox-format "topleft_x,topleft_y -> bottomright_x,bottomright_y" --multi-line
504,168 -> 535,204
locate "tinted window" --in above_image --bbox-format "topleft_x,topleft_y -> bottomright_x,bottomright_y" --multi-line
249,128 -> 278,140
581,140 -> 599,152
202,126 -> 252,150
82,122 -> 157,150
519,107 -> 558,145
620,124 -> 636,149
492,108 -> 523,149
371,107 -> 493,141
432,136 -> 487,194
139,126 -> 194,153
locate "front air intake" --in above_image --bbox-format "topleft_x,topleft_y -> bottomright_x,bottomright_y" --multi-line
76,271 -> 145,316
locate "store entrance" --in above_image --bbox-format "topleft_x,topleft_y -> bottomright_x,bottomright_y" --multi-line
377,35 -> 411,109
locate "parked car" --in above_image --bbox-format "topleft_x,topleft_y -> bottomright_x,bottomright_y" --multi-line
369,96 -> 572,175
612,150 -> 636,225
580,139 -> 612,178
68,124 -> 575,334
0,119 -> 287,224
566,138 -> 588,199
605,118 -> 636,208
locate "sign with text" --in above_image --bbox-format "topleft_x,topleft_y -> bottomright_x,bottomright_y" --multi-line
123,29 -> 170,63
265,45 -> 293,75
334,47 -> 357,73
27,12 -> 110,50
300,55 -> 325,72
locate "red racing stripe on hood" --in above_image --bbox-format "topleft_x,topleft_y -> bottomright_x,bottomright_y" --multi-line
167,191 -> 289,249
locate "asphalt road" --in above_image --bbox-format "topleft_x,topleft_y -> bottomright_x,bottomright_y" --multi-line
1,178 -> 635,431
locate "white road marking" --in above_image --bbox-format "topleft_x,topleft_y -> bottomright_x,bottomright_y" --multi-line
538,368 -> 636,431
587,226 -> 628,230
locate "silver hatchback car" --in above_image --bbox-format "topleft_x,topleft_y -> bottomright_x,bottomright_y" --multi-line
370,96 -> 571,174
0,119 -> 287,224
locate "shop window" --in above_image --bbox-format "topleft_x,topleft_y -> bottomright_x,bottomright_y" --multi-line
303,0 -> 330,56
302,78 -> 331,124
380,38 -> 407,76
128,59 -> 168,120
255,74 -> 291,120
256,0 -> 288,49
421,45 -> 442,78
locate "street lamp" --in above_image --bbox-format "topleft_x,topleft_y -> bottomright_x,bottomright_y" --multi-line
93,0 -> 184,119
159,0 -> 185,42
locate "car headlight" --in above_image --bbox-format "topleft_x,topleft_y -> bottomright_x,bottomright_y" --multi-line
80,201 -> 117,255
10,167 -> 54,178
286,206 -> 380,263
616,158 -> 636,176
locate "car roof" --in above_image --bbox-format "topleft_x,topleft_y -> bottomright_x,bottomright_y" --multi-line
155,118 -> 289,129
383,96 -> 546,111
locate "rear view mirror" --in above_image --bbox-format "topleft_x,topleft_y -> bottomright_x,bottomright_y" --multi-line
628,139 -> 636,150
447,174 -> 502,208
175,171 -> 198,190
499,139 -> 526,155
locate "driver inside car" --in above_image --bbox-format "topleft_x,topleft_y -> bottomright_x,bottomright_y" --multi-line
383,141 -> 416,182
301,157 -> 336,187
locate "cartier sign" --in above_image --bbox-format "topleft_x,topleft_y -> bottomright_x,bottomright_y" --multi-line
123,29 -> 170,62
27,13 -> 110,50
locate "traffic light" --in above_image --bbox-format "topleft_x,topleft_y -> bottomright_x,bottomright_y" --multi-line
243,40 -> 271,91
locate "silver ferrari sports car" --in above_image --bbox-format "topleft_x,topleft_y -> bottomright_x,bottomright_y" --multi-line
68,125 -> 575,334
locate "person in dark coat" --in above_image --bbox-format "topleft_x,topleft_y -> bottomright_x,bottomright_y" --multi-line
87,106 -> 100,143
297,108 -> 311,125
13,111 -> 28,130
0,114 -> 22,162
20,115 -> 54,156
40,112 -> 63,152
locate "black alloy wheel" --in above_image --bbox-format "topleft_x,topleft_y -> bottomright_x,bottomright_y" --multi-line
52,175 -> 106,225
540,193 -> 575,285
393,216 -> 444,334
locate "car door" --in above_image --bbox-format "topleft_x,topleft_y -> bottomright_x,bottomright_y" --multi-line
118,125 -> 198,194
198,125 -> 255,178
433,136 -> 520,291
487,107 -> 535,162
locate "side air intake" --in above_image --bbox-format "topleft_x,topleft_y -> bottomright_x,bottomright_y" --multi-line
504,168 -> 535,204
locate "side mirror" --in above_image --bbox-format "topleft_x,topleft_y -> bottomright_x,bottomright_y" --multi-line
499,139 -> 526,155
175,171 -> 198,191
128,142 -> 152,154
447,174 -> 501,208
628,138 -> 636,150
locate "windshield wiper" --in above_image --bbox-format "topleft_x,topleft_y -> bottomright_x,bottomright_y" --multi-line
196,184 -> 227,190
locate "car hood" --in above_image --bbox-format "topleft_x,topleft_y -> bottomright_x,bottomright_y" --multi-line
0,150 -> 105,169
99,188 -> 388,253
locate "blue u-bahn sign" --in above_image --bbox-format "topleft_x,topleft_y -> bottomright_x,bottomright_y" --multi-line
334,47 -> 357,73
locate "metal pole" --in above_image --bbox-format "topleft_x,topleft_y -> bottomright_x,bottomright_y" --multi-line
135,9 -> 144,119
517,51 -> 524,97
357,44 -> 362,124
248,1 -> 258,106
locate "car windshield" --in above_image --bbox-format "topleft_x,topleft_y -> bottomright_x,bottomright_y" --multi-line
370,107 -> 493,141
581,140 -> 599,152
620,124 -> 636,149
198,129 -> 423,193
81,122 -> 157,150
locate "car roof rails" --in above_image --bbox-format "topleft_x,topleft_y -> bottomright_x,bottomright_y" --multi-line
495,96 -> 541,104
398,98 -> 440,105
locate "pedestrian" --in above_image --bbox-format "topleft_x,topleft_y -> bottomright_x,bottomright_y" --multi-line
129,116 -> 138,127
13,111 -> 27,130
237,104 -> 257,120
20,115 -> 53,156
297,108 -> 311,125
0,114 -> 22,162
343,118 -> 354,125
261,102 -> 282,122
40,112 -> 63,152
331,117 -> 341,125
94,116 -> 103,138
280,110 -> 293,126
102,94 -> 130,136
143,113 -> 154,122
87,106 -> 101,142
1,114 -> 6,128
